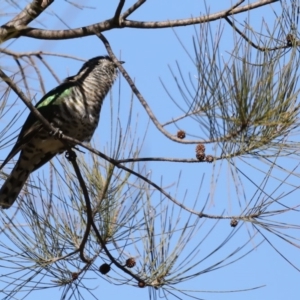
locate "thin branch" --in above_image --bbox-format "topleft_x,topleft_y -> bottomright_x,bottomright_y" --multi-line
0,68 -> 57,134
28,55 -> 46,94
116,157 -> 214,164
224,16 -> 289,51
114,0 -> 126,22
0,48 -> 85,61
66,150 -> 92,264
90,218 -> 143,282
224,0 -> 245,15
122,0 -> 147,19
162,109 -> 203,127
14,58 -> 31,99
37,55 -> 61,84
121,0 -> 279,28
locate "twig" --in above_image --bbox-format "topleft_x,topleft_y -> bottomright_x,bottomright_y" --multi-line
122,0 -> 147,19
224,0 -> 245,15
28,55 -> 46,94
224,16 -> 287,51
66,150 -> 92,264
116,157 -> 213,163
0,48 -> 85,61
0,68 -> 58,134
37,55 -> 61,84
90,217 -> 144,282
113,0 -> 126,23
14,58 -> 31,99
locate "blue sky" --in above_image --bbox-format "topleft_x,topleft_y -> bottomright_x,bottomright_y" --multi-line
0,1 -> 300,299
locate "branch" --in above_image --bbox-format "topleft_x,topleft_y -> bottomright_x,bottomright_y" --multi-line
0,0 -> 54,41
2,0 -> 279,40
6,0 -> 53,27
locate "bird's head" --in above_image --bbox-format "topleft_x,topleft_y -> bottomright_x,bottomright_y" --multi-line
77,56 -> 124,80
65,56 -> 124,84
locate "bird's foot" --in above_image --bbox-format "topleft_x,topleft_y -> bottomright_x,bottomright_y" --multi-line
49,127 -> 63,139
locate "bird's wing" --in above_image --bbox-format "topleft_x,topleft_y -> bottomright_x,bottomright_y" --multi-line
0,81 -> 74,170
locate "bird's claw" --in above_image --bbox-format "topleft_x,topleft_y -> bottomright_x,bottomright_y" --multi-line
49,128 -> 63,139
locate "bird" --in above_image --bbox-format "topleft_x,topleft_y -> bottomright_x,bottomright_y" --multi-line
0,56 -> 122,209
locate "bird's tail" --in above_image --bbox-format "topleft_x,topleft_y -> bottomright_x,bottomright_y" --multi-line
0,161 -> 30,209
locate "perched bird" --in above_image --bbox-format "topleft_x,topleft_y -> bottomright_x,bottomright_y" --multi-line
0,56 -> 122,209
